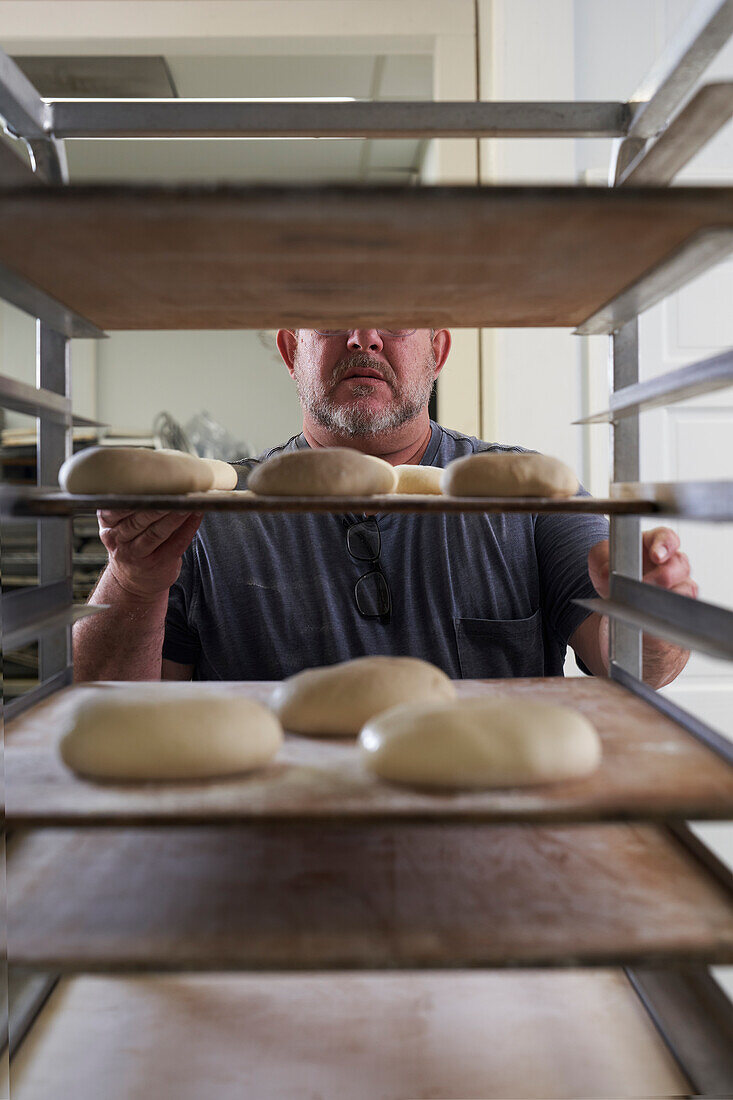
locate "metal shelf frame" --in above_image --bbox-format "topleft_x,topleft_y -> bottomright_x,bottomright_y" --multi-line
575,347 -> 733,423
2,0 -> 733,1089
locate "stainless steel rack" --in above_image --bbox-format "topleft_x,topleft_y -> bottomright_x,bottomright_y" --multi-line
2,0 -> 733,1094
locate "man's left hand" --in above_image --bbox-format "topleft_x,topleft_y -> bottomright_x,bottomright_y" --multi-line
587,526 -> 697,688
588,526 -> 698,601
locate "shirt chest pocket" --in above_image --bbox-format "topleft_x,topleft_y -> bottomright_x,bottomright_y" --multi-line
453,609 -> 545,679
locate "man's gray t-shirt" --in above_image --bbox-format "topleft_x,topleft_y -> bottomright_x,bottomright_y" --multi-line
163,422 -> 609,680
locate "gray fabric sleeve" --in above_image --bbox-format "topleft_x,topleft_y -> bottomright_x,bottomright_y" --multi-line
533,498 -> 609,648
163,544 -> 201,667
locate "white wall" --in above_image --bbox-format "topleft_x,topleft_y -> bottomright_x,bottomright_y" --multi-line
96,330 -> 301,455
0,305 -> 302,455
421,6 -> 482,438
477,0 -> 583,472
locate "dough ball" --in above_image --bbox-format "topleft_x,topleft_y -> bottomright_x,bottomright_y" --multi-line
201,458 -> 238,490
441,452 -> 579,498
394,465 -> 443,495
248,448 -> 397,496
271,655 -> 456,737
59,686 -> 283,781
359,698 -> 601,788
158,450 -> 238,491
59,447 -> 215,495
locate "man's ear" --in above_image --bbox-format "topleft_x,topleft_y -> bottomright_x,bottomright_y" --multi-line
431,329 -> 451,378
276,330 -> 298,377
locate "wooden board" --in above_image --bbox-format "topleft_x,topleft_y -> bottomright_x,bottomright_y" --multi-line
8,971 -> 689,1099
7,823 -> 733,972
5,678 -> 733,827
0,184 -> 731,330
4,489 -> 661,517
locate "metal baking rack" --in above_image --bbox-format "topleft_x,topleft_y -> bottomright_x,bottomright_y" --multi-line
2,0 -> 733,1092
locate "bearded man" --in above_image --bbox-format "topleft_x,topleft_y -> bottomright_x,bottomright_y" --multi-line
74,327 -> 695,687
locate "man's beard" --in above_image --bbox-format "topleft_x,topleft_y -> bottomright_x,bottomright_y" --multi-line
293,350 -> 436,437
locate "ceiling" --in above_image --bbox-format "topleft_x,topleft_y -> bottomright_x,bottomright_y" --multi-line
10,51 -> 434,184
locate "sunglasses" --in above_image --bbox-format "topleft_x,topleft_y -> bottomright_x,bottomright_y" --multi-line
344,516 -> 392,623
314,329 -> 416,338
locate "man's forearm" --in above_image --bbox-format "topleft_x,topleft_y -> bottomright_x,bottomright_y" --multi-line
596,614 -> 689,688
72,566 -> 169,682
572,612 -> 689,688
585,530 -> 695,689
641,633 -> 690,688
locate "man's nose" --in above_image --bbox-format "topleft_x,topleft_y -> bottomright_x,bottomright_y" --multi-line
346,329 -> 384,352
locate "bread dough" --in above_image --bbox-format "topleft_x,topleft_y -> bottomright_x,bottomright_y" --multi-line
58,446 -> 233,495
359,698 -> 601,787
441,453 -> 579,498
271,655 -> 456,736
394,465 -> 443,495
159,451 -> 238,491
247,448 -> 397,496
202,458 -> 238,490
59,685 -> 283,781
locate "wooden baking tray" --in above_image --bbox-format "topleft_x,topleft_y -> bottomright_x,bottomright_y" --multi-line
0,184 -> 731,330
6,970 -> 690,1099
5,678 -> 733,827
7,822 -> 733,972
3,488 -> 659,517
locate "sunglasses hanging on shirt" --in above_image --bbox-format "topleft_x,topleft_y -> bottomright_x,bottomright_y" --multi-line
343,516 -> 392,623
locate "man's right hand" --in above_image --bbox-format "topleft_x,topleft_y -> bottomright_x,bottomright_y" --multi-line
97,509 -> 204,601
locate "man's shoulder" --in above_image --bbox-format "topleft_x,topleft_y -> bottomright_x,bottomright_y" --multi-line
231,434 -> 304,488
229,426 -> 535,486
428,423 -> 535,466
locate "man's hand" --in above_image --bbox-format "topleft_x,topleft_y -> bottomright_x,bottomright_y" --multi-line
585,525 -> 697,688
588,526 -> 697,602
74,508 -> 202,682
97,509 -> 204,602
